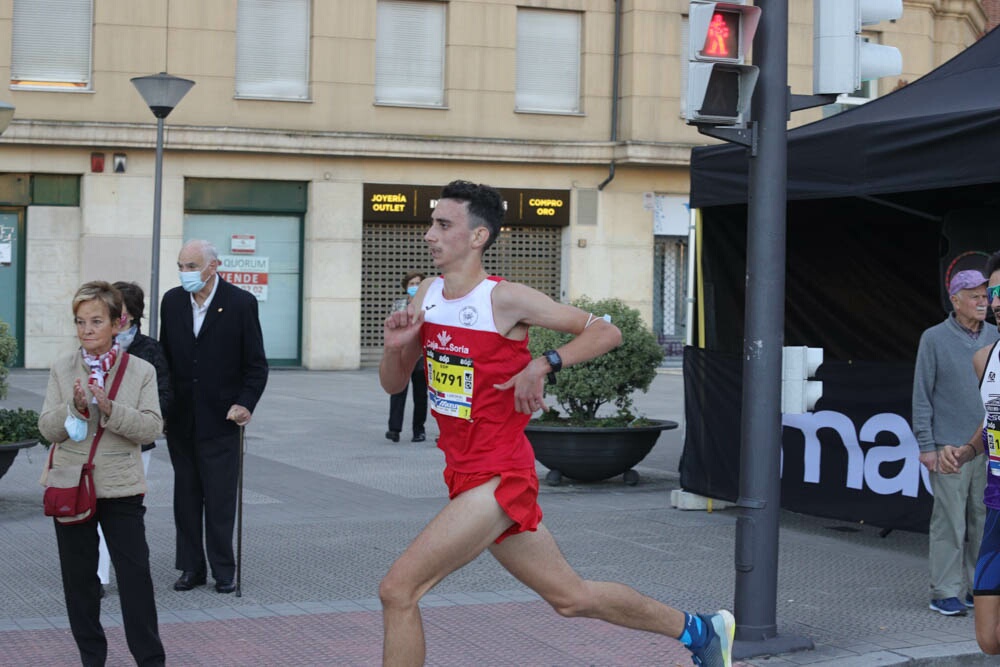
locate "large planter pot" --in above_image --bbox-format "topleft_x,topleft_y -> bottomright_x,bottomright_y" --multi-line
0,440 -> 40,480
526,419 -> 678,486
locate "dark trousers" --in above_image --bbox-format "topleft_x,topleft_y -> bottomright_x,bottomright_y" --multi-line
388,361 -> 427,435
166,431 -> 239,582
54,496 -> 165,667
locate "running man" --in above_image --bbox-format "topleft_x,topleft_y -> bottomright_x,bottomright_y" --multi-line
378,180 -> 734,666
940,250 -> 1000,655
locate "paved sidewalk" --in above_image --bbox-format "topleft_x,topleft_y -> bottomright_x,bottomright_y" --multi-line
0,367 -> 991,666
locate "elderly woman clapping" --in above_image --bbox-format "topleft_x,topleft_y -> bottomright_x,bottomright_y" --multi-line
37,281 -> 166,667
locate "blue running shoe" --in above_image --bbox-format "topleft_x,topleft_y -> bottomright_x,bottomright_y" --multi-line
964,593 -> 975,608
929,598 -> 967,616
690,609 -> 735,667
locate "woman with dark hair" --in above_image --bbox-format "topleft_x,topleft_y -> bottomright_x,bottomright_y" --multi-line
111,280 -> 172,472
386,271 -> 428,443
38,281 -> 165,666
91,281 -> 172,596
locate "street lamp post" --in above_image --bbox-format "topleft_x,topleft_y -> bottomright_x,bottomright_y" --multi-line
130,72 -> 194,339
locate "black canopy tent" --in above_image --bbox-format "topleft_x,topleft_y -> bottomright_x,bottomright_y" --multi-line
690,27 -> 1000,361
678,28 -> 1000,532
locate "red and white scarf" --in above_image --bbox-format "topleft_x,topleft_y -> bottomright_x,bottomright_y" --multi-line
81,342 -> 121,400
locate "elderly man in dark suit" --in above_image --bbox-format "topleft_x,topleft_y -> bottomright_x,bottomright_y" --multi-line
160,239 -> 268,593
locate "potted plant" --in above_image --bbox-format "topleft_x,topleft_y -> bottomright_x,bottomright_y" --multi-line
0,319 -> 46,480
526,297 -> 676,486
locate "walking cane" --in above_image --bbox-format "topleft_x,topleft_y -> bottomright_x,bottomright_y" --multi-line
236,423 -> 245,597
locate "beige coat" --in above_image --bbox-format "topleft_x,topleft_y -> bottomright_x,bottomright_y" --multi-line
38,351 -> 162,498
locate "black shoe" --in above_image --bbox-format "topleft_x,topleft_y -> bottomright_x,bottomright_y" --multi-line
385,430 -> 400,442
412,432 -> 426,442
215,579 -> 237,594
173,571 -> 207,591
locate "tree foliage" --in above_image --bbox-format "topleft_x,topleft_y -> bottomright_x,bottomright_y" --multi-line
0,407 -> 46,445
0,319 -> 46,445
528,297 -> 664,425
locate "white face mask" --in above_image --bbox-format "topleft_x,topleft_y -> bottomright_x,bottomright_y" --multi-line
116,324 -> 138,351
179,270 -> 206,293
64,413 -> 88,442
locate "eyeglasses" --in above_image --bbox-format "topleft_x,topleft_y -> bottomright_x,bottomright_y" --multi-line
989,285 -> 1000,302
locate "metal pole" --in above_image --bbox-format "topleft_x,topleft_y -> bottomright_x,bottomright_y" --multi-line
685,207 -> 697,348
236,424 -> 245,597
732,0 -> 811,658
149,117 -> 164,339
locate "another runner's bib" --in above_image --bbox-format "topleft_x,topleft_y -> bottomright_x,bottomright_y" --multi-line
980,340 -> 1000,509
421,276 -> 535,472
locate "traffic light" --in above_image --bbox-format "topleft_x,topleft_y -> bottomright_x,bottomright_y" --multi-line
685,1 -> 761,127
813,0 -> 903,95
781,346 -> 824,414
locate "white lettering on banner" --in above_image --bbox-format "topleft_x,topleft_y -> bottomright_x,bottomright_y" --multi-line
781,410 -> 932,498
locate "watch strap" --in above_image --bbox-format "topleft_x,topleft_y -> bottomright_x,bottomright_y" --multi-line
543,349 -> 562,385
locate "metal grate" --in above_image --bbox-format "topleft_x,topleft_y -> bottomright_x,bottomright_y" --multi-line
361,223 -> 563,365
654,236 -> 688,355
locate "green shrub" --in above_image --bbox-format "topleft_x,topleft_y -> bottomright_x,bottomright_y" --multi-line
0,318 -> 16,400
0,407 -> 47,446
528,296 -> 664,426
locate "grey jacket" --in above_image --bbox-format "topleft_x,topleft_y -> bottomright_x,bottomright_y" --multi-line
38,350 -> 162,498
911,314 -> 1000,452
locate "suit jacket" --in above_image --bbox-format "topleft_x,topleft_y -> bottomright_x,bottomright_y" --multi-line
159,277 -> 268,441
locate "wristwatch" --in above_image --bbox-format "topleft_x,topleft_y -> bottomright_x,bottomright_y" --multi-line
542,349 -> 562,385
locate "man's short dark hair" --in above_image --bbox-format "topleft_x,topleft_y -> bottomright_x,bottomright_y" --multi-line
112,280 -> 145,324
440,180 -> 505,252
986,251 -> 1000,280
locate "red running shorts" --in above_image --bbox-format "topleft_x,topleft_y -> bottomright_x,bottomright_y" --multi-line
443,467 -> 543,544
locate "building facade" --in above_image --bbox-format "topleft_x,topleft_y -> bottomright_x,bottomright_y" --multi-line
0,0 -> 987,369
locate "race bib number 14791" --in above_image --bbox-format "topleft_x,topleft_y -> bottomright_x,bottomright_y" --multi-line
427,348 -> 474,420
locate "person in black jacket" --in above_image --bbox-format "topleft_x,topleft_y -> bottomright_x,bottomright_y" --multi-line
159,239 -> 268,594
386,271 -> 428,443
113,281 -> 172,470
95,281 -> 172,597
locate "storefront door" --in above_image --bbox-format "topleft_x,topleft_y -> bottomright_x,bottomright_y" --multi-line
0,209 -> 24,366
183,213 -> 302,365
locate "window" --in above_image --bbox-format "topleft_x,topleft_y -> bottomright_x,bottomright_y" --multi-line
236,0 -> 310,100
11,0 -> 93,90
375,0 -> 446,107
516,9 -> 581,114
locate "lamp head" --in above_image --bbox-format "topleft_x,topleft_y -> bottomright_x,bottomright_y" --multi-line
130,72 -> 195,119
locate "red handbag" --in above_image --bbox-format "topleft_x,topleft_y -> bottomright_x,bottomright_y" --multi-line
43,354 -> 129,525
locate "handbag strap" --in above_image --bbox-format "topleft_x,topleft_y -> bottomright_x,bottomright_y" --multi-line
50,353 -> 131,470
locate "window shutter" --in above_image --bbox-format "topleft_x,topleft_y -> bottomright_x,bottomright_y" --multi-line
375,0 -> 445,106
516,9 -> 580,113
11,0 -> 93,86
236,0 -> 310,100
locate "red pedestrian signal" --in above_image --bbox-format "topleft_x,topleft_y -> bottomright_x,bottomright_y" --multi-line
702,10 -> 739,59
684,2 -> 761,127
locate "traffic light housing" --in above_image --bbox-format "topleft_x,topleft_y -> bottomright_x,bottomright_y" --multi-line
813,0 -> 903,95
685,1 -> 761,127
782,346 -> 824,414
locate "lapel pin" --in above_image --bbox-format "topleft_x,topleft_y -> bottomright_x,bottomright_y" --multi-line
218,308 -> 223,313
